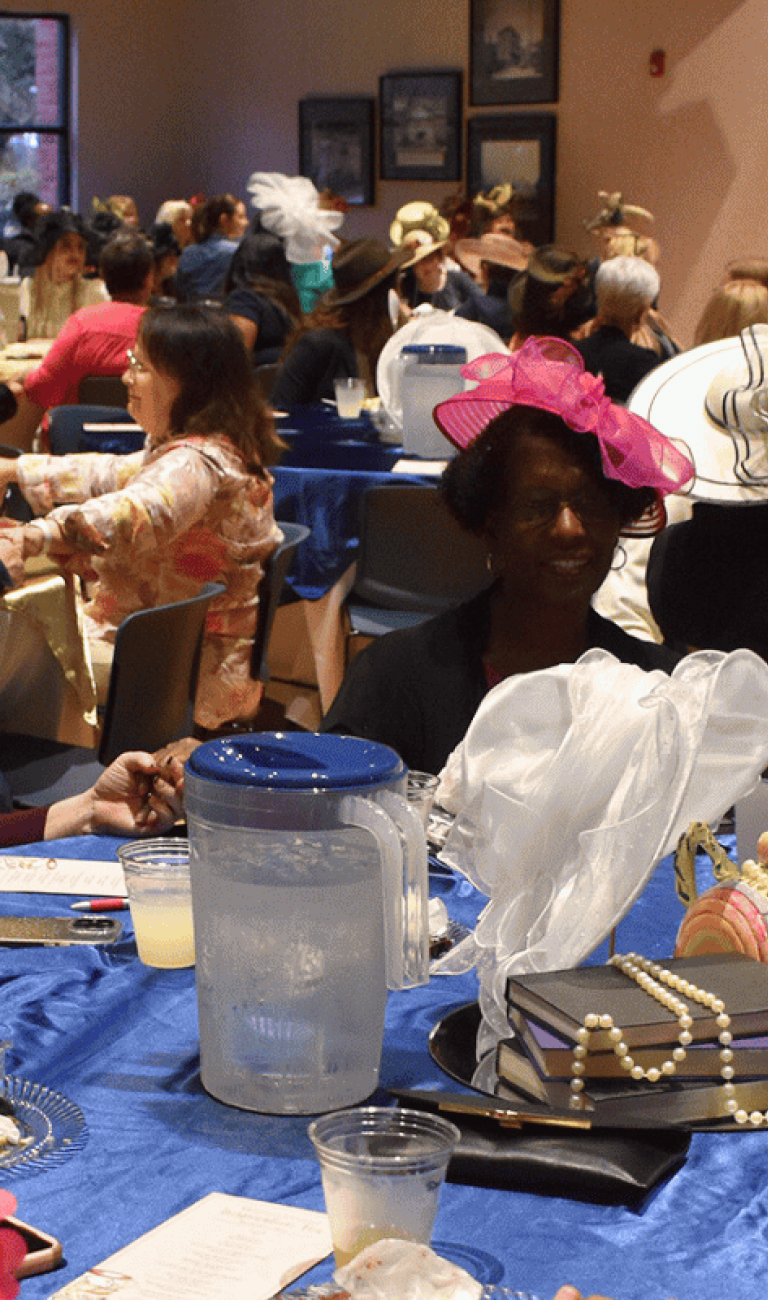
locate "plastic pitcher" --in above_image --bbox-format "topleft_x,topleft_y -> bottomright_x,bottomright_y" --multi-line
397,344 -> 466,458
184,733 -> 429,1115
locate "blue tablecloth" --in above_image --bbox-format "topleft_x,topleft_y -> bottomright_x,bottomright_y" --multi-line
0,836 -> 766,1300
272,466 -> 426,601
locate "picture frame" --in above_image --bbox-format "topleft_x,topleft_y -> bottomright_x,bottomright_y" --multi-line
379,70 -> 462,182
467,113 -> 556,244
298,98 -> 375,206
469,0 -> 560,106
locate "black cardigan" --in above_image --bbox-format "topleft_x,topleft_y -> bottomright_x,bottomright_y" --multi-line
321,587 -> 680,774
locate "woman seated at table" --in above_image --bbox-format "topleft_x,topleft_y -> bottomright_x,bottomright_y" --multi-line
175,194 -> 248,303
1,230 -> 154,436
321,337 -> 694,774
574,256 -> 663,403
453,233 -> 528,340
0,303 -> 284,732
18,209 -> 108,342
0,750 -> 183,848
397,237 -> 483,315
222,229 -> 303,368
155,199 -> 194,250
509,246 -> 595,349
271,239 -> 409,407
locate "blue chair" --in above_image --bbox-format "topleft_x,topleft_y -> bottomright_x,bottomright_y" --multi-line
47,405 -> 143,455
250,522 -> 310,681
344,483 -> 491,650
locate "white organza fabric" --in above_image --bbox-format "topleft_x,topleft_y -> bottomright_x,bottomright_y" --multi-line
432,649 -> 768,1057
246,172 -> 344,264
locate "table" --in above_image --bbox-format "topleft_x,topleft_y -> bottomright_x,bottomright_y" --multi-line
269,409 -> 443,718
0,280 -> 21,344
0,833 -> 766,1300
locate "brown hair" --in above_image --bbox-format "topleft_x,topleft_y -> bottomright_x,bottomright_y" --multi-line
139,303 -> 284,472
191,194 -> 239,243
280,278 -> 394,391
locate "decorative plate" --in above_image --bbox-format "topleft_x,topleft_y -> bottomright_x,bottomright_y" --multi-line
0,1075 -> 88,1178
276,1285 -> 541,1300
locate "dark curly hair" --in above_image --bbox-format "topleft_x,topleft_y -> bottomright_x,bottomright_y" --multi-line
440,406 -> 658,535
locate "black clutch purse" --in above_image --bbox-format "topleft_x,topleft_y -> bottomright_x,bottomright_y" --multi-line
390,1002 -> 691,1207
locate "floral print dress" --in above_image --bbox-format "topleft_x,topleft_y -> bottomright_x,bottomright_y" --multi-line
17,435 -> 282,729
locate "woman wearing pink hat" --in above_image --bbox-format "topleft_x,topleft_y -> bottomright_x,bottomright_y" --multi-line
322,336 -> 694,773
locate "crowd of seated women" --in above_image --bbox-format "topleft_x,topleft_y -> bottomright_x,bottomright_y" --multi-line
2,177 -> 768,768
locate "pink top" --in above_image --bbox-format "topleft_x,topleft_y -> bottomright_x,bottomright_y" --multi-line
23,300 -> 143,410
19,435 -> 281,729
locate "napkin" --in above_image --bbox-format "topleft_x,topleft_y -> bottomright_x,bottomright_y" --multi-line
335,1240 -> 482,1300
432,648 -> 768,1057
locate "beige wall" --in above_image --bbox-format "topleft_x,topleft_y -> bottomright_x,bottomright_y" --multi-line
10,0 -> 765,344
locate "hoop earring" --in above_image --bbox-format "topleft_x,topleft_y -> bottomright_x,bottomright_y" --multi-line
610,543 -> 627,572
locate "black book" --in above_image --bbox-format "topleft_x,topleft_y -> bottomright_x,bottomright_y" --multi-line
504,952 -> 768,1051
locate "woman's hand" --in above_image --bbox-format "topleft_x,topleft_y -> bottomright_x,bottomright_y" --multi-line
0,527 -> 26,587
43,752 -> 185,840
552,1289 -> 672,1300
90,752 -> 185,834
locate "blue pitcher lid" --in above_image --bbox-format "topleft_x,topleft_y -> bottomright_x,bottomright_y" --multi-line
400,344 -> 466,361
185,732 -> 406,790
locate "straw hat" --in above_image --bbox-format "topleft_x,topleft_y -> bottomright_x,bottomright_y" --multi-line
453,233 -> 528,280
323,238 -> 410,307
389,201 -> 449,248
399,229 -> 448,270
628,324 -> 768,504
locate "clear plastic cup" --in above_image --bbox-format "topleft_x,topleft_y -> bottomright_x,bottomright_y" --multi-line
406,771 -> 439,830
308,1106 -> 460,1267
334,377 -> 365,418
118,839 -> 194,969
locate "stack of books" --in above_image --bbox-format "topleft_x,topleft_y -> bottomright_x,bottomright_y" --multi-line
497,952 -> 768,1122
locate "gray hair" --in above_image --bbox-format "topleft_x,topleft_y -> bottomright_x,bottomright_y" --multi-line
596,255 -> 660,328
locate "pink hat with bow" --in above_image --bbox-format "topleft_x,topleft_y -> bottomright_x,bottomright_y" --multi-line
433,336 -> 695,536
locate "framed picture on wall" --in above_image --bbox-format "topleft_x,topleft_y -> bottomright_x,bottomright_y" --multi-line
379,71 -> 462,182
470,0 -> 560,105
467,113 -> 556,243
298,98 -> 375,206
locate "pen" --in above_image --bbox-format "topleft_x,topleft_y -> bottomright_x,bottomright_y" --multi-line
70,899 -> 129,912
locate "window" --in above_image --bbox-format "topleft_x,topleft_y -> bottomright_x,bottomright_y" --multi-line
0,12 -> 70,218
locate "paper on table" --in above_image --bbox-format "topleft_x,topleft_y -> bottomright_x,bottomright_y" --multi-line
0,857 -> 126,896
82,423 -> 142,432
392,458 -> 448,476
46,1192 -> 333,1300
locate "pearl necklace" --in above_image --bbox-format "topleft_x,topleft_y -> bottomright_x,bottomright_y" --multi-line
569,951 -> 768,1127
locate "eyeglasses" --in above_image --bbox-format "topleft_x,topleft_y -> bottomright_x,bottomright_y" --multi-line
126,348 -> 149,376
507,489 -> 622,531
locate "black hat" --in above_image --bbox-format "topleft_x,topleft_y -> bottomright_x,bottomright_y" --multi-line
32,209 -> 87,266
149,222 -> 181,260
